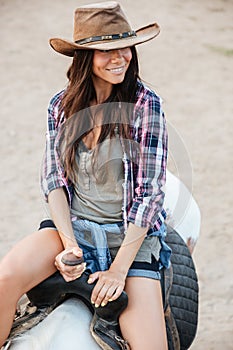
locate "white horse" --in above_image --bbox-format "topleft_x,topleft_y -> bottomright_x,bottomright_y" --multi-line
8,170 -> 201,350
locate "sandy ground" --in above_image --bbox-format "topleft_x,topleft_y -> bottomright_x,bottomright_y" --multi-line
0,0 -> 232,348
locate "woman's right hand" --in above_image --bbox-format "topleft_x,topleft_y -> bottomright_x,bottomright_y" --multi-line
55,246 -> 86,282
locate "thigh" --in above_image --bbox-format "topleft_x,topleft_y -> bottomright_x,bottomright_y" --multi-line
119,277 -> 167,350
0,228 -> 63,294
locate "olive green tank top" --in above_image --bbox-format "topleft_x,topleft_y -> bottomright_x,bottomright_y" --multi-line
71,135 -> 124,223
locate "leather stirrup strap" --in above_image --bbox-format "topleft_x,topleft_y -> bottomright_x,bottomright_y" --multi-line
163,266 -> 180,350
165,305 -> 180,350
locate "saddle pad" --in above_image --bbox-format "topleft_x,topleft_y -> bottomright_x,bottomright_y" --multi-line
161,226 -> 199,350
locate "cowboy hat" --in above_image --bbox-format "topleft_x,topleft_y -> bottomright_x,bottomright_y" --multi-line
49,1 -> 160,56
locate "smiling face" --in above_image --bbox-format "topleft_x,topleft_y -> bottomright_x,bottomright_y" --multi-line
92,48 -> 132,100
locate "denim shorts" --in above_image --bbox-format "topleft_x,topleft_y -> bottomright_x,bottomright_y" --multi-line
39,219 -> 163,280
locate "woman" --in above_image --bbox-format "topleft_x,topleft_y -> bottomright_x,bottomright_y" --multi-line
0,2 -> 171,349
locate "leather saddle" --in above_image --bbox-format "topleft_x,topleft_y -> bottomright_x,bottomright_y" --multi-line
10,226 -> 199,350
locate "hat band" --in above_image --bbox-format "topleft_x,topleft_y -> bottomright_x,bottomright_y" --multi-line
75,30 -> 136,45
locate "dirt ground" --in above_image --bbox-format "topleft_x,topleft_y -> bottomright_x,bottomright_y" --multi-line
0,0 -> 232,348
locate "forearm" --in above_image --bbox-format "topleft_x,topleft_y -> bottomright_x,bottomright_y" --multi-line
48,188 -> 77,249
109,222 -> 148,277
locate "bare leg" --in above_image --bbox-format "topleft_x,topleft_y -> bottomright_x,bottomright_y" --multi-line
119,277 -> 168,350
0,228 -> 63,347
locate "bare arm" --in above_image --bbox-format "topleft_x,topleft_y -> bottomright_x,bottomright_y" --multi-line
48,188 -> 85,281
89,222 -> 148,307
48,188 -> 77,249
110,223 -> 147,276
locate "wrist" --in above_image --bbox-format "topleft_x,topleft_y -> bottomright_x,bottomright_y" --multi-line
59,232 -> 78,249
64,242 -> 79,250
109,261 -> 128,278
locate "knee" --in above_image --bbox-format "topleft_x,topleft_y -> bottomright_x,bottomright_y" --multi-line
0,269 -> 14,287
0,266 -> 22,294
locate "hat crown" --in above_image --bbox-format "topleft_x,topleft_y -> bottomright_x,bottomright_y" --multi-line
73,2 -> 132,43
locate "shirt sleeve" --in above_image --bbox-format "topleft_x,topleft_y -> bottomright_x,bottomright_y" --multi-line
40,92 -> 69,202
128,93 -> 168,228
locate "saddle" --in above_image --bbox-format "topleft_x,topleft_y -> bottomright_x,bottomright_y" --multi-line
8,226 -> 198,350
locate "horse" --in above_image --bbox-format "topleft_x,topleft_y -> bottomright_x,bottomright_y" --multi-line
6,170 -> 201,350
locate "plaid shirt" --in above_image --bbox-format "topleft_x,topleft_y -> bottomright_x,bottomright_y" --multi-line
41,80 -> 168,234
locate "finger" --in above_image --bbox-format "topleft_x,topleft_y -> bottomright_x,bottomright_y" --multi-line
59,261 -> 86,273
61,273 -> 75,282
76,264 -> 86,276
109,285 -> 124,301
87,271 -> 100,284
93,286 -> 109,308
71,262 -> 86,273
63,275 -> 81,282
61,266 -> 85,282
91,280 -> 114,307
62,269 -> 85,280
100,285 -> 118,306
64,263 -> 85,273
72,247 -> 83,258
90,281 -> 105,306
65,273 -> 82,281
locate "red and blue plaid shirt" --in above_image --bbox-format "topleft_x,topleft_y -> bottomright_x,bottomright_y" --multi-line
41,80 -> 168,234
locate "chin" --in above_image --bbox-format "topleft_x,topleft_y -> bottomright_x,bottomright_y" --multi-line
111,75 -> 126,85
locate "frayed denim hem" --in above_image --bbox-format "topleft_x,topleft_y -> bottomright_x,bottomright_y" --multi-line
127,269 -> 161,280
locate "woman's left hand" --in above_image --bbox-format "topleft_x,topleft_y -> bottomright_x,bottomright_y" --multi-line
87,269 -> 126,308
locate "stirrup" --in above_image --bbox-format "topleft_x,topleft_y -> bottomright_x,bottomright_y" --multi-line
90,313 -> 130,350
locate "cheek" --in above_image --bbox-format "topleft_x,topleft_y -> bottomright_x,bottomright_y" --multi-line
93,52 -> 105,72
93,57 -> 108,73
124,49 -> 132,64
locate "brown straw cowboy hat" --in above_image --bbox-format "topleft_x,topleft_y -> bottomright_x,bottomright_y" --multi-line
50,1 -> 160,56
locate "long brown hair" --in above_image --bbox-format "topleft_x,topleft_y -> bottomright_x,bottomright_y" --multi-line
59,47 -> 140,182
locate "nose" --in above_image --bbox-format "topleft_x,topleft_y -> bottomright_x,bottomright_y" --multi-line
110,49 -> 123,61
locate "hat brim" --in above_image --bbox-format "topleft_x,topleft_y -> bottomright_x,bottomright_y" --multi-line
49,23 -> 160,57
